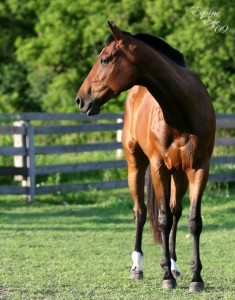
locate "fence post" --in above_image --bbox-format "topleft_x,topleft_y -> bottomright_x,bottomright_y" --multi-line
26,124 -> 35,202
116,118 -> 123,158
13,120 -> 27,186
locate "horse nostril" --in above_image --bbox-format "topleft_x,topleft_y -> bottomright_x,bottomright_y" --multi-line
75,96 -> 80,104
75,96 -> 85,109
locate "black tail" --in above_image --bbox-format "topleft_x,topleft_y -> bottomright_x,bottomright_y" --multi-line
145,166 -> 162,244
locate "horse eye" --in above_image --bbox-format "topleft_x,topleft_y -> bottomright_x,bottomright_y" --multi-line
100,58 -> 109,65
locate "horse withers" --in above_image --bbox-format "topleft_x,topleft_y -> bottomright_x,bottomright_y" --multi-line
75,22 -> 215,292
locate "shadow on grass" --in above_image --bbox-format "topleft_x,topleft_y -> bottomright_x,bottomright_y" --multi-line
0,186 -> 234,233
0,196 -> 135,232
1,206 -> 234,235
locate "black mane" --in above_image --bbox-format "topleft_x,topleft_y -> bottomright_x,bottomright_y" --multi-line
106,32 -> 185,67
134,33 -> 185,67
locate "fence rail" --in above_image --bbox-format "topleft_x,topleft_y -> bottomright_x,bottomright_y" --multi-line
0,113 -> 234,201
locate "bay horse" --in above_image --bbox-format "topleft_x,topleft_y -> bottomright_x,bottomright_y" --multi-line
75,22 -> 215,292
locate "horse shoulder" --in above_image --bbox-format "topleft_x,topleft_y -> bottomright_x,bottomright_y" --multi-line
122,86 -> 142,152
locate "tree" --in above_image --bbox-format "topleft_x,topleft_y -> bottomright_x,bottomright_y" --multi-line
0,0 -> 234,113
0,0 -> 49,112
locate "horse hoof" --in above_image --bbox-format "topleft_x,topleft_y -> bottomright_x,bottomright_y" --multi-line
189,281 -> 204,293
162,279 -> 177,289
130,270 -> 143,280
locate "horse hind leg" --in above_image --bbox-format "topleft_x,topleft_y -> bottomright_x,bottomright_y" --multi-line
169,172 -> 188,279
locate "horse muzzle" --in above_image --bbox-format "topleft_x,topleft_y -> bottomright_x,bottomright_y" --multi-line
75,96 -> 100,116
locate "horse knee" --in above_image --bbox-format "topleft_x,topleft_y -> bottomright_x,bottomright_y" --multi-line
133,204 -> 147,225
171,206 -> 182,220
188,213 -> 202,235
158,210 -> 173,233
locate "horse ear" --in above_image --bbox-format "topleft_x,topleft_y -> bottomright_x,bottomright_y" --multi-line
108,21 -> 123,41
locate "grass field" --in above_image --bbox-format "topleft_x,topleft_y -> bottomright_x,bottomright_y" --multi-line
0,185 -> 235,300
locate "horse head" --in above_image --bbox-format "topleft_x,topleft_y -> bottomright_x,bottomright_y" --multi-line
76,22 -> 139,115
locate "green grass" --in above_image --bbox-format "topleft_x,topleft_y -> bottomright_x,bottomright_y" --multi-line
0,186 -> 235,300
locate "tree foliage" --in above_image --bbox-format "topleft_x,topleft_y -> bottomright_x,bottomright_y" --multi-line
0,0 -> 234,113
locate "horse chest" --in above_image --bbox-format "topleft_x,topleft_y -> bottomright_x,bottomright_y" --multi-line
163,135 -> 197,171
143,130 -> 194,172
164,145 -> 190,171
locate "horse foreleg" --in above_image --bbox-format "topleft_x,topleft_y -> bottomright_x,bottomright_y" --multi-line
169,213 -> 181,279
126,149 -> 148,280
187,166 -> 209,292
169,172 -> 188,278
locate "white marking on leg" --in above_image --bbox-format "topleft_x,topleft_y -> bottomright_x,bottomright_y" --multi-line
171,258 -> 181,278
131,251 -> 143,272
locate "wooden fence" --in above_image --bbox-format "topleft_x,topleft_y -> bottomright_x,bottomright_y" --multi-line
0,113 -> 234,201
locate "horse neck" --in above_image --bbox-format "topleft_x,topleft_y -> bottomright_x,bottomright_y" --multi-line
137,48 -> 194,130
